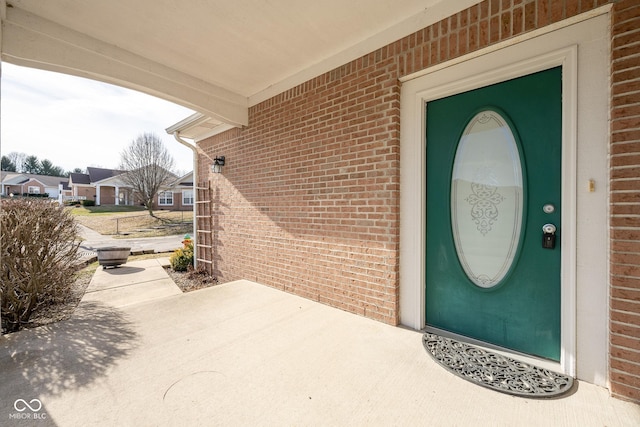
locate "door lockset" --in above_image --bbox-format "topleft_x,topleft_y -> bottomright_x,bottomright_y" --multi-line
542,223 -> 557,249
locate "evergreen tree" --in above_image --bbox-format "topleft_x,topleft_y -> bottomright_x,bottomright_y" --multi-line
1,156 -> 16,172
22,155 -> 42,174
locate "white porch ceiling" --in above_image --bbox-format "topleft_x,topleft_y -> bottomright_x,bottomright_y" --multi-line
1,0 -> 477,136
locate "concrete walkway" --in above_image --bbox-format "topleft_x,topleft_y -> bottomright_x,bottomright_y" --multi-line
0,259 -> 638,426
82,258 -> 181,308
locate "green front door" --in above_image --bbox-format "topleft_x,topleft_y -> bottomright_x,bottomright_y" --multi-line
425,67 -> 562,361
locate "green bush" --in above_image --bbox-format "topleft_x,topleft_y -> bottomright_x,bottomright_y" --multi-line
1,198 -> 80,333
81,200 -> 95,206
170,242 -> 194,272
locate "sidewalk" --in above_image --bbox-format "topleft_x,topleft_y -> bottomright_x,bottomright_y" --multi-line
82,257 -> 181,308
0,258 -> 638,426
76,224 -> 184,261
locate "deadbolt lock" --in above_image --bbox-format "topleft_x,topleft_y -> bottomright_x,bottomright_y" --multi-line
542,223 -> 557,249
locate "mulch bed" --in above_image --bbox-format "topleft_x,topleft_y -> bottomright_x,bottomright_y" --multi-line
164,267 -> 219,292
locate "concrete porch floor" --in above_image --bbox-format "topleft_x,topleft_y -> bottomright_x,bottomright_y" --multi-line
1,259 -> 638,426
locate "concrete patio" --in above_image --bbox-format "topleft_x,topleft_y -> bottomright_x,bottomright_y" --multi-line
0,259 -> 638,426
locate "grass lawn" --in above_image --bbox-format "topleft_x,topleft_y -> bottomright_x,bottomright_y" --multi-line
68,206 -> 193,238
67,205 -> 147,216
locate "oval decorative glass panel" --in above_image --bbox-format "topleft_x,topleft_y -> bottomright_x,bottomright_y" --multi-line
451,110 -> 524,288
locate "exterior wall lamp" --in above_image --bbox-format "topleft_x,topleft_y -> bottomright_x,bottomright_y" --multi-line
211,156 -> 225,173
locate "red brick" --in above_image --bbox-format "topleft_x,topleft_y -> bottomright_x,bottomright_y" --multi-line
611,178 -> 640,190
612,104 -> 640,120
449,33 -> 458,58
610,152 -> 640,166
610,321 -> 640,340
566,0 -> 579,17
480,1 -> 490,20
611,345 -> 640,363
612,332 -> 640,352
490,0 -> 500,16
611,203 -> 640,215
551,0 -> 565,23
611,358 -> 640,378
537,0 -> 550,27
612,241 -> 640,256
479,18 -> 489,47
610,381 -> 640,402
513,6 -> 524,36
611,216 -> 640,228
524,1 -> 536,31
613,2 -> 640,26
490,15 -> 500,43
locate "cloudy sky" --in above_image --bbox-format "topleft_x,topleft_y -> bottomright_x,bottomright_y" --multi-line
1,62 -> 196,175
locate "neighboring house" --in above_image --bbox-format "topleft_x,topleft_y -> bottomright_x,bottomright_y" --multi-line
68,167 -> 127,204
68,170 -> 95,202
0,172 -> 70,200
67,167 -> 191,209
156,172 -> 194,212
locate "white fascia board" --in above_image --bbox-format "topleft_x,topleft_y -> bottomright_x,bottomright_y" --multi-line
174,171 -> 194,184
166,114 -> 237,142
1,174 -> 27,185
2,7 -> 248,127
193,123 -> 237,142
165,113 -> 209,135
92,176 -> 127,186
24,178 -> 46,187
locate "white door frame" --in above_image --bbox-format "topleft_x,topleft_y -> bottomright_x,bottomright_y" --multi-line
399,9 -> 610,384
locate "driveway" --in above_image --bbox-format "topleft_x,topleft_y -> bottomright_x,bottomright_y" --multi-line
77,224 -> 184,257
0,258 -> 638,426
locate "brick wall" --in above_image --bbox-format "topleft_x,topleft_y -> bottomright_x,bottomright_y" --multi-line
75,186 -> 94,201
197,0 -> 639,402
609,0 -> 640,404
198,59 -> 401,323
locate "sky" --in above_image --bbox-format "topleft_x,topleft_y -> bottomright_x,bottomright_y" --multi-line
1,62 -> 196,176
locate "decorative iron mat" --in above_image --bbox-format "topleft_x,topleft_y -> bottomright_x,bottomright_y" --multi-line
423,332 -> 574,398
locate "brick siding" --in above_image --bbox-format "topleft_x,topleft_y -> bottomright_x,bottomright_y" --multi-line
197,0 -> 640,402
610,0 -> 640,404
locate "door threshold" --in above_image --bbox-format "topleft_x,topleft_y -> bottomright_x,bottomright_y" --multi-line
423,326 -> 563,374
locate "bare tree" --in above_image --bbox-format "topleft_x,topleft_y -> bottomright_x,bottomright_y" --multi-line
7,152 -> 27,173
119,133 -> 176,217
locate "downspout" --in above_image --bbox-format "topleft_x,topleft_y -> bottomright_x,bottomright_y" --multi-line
173,132 -> 198,269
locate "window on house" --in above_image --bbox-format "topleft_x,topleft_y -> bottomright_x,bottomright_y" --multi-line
159,191 -> 173,206
182,190 -> 194,206
28,186 -> 40,194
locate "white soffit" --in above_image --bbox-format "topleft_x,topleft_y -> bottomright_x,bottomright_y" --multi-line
2,0 -> 479,129
165,113 -> 236,142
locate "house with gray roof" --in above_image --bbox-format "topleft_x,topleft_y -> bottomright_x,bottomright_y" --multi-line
1,172 -> 71,200
67,167 -> 192,210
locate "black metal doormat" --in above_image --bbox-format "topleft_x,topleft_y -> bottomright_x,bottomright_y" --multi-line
423,333 -> 574,398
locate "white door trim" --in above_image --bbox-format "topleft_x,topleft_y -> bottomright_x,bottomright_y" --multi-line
400,11 -> 610,383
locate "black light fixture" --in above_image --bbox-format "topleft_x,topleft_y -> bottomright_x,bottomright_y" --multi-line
211,156 -> 225,173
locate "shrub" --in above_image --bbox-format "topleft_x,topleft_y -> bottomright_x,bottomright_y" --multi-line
1,198 -> 80,333
21,193 -> 49,198
170,241 -> 194,272
81,200 -> 95,206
